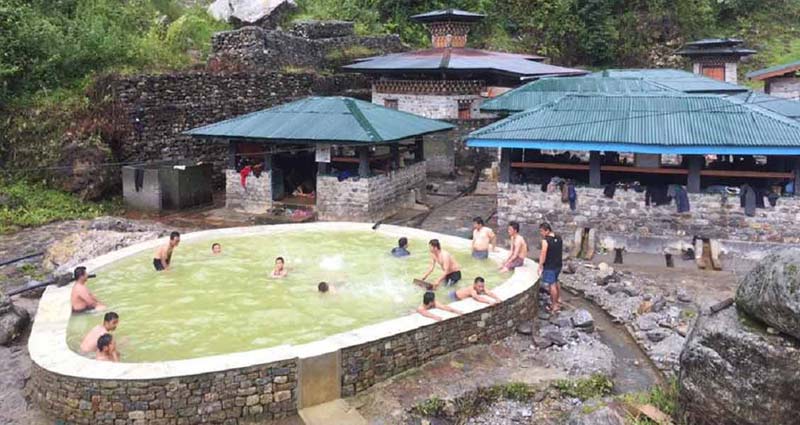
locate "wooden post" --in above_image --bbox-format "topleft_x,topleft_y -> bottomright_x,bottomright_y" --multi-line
589,151 -> 602,187
793,156 -> 800,196
414,137 -> 424,162
358,147 -> 370,178
687,155 -> 703,193
228,141 -> 237,169
390,144 -> 400,170
262,151 -> 272,171
500,148 -> 512,183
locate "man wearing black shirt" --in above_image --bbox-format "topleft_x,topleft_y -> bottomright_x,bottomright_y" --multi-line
538,223 -> 563,313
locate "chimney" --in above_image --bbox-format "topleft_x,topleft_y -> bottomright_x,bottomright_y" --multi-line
410,9 -> 485,49
676,38 -> 755,84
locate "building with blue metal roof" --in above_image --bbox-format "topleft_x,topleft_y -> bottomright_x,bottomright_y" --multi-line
184,96 -> 454,220
747,59 -> 800,100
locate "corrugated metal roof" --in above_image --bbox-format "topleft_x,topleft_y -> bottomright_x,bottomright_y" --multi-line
468,93 -> 800,154
410,9 -> 485,22
682,38 -> 744,47
747,59 -> 800,80
342,48 -> 587,77
676,38 -> 755,56
481,76 -> 676,112
729,92 -> 800,120
184,96 -> 454,144
588,69 -> 747,92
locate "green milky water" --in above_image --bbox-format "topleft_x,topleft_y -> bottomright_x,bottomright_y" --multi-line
66,230 -> 506,362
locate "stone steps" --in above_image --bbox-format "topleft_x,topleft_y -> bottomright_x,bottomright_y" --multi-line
298,399 -> 366,425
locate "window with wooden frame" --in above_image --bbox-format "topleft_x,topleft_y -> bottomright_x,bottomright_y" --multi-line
701,65 -> 725,81
384,99 -> 398,109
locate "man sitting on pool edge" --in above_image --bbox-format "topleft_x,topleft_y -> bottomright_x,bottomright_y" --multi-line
95,333 -> 119,362
419,239 -> 462,289
449,277 -> 501,305
80,312 -> 119,354
417,291 -> 461,321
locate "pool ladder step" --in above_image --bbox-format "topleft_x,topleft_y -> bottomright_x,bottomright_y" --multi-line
298,399 -> 367,425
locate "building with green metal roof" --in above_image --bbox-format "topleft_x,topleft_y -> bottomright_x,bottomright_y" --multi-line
746,59 -> 800,100
184,96 -> 454,220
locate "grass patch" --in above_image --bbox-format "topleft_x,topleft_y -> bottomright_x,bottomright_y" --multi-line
555,374 -> 614,401
412,396 -> 445,417
619,379 -> 680,424
324,45 -> 377,63
493,382 -> 535,401
0,179 -> 120,233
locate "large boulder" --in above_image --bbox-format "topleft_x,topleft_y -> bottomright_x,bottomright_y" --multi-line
43,229 -> 166,274
0,294 -> 30,346
736,248 -> 800,339
208,0 -> 297,29
678,307 -> 800,425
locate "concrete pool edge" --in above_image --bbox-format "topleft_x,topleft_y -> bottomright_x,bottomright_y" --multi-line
29,222 -> 539,423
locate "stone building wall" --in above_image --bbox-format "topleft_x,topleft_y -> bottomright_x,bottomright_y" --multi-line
316,161 -> 426,221
766,77 -> 800,100
423,119 -> 498,175
106,71 -> 369,188
29,360 -> 297,425
497,183 -> 800,246
371,92 -> 496,120
225,169 -> 273,213
210,25 -> 404,70
340,282 -> 538,397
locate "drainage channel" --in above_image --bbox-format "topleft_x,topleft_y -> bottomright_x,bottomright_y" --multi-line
561,290 -> 664,394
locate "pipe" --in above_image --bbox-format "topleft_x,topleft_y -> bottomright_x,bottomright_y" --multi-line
0,252 -> 44,268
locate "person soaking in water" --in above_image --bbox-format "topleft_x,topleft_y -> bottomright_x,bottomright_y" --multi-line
419,239 -> 462,289
95,333 -> 119,362
448,277 -> 501,304
416,291 -> 461,321
271,257 -> 288,278
80,312 -> 119,354
153,231 -> 180,271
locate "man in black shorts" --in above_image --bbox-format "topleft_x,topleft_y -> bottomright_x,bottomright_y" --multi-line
153,231 -> 180,271
419,239 -> 462,289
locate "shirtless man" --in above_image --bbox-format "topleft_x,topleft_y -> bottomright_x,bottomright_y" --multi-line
416,291 -> 462,321
153,231 -> 180,271
271,257 -> 288,278
70,266 -> 106,313
211,243 -> 222,255
420,239 -> 462,289
449,277 -> 502,304
500,221 -> 528,272
80,312 -> 119,354
471,217 -> 496,260
95,333 -> 119,362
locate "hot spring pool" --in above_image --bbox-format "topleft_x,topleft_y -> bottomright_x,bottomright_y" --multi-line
66,228 -> 505,362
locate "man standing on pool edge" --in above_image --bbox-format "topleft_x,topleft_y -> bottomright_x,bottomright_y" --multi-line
419,239 -> 462,289
154,231 -> 180,271
538,223 -> 563,313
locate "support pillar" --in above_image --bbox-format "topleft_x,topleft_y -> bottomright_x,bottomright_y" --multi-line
358,147 -> 370,178
390,144 -> 400,170
687,155 -> 703,193
793,156 -> 800,196
589,151 -> 601,187
414,137 -> 424,162
262,152 -> 272,171
499,148 -> 512,183
228,141 -> 237,169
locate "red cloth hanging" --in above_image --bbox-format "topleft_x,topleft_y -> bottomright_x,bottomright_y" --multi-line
240,165 -> 252,188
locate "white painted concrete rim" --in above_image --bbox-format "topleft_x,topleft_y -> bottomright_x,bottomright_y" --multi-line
30,222 -> 538,380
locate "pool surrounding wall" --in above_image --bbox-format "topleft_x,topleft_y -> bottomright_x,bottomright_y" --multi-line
29,223 -> 538,424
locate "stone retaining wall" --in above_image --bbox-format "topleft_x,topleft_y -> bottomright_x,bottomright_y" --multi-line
498,183 -> 800,245
29,360 -> 297,425
316,161 -> 426,221
340,282 -> 538,397
225,169 -> 273,213
424,119 -> 498,175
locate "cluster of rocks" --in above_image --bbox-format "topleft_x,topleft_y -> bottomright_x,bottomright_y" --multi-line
0,293 -> 29,346
207,0 -> 297,29
679,248 -> 800,425
560,262 -> 694,373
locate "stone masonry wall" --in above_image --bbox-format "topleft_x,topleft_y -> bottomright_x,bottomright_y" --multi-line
226,169 -> 272,213
767,77 -> 800,100
498,183 -> 800,246
371,92 -> 496,120
210,26 -> 404,70
316,161 -> 426,221
424,119 -> 498,175
340,282 -> 538,397
106,71 -> 368,188
29,360 -> 297,425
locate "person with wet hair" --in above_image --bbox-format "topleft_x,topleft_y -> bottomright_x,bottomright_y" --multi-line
391,237 -> 410,257
419,239 -> 462,289
416,291 -> 461,321
153,231 -> 180,271
95,333 -> 119,362
318,281 -> 336,294
80,312 -> 119,354
271,257 -> 288,278
70,266 -> 105,313
500,222 -> 528,273
211,243 -> 222,255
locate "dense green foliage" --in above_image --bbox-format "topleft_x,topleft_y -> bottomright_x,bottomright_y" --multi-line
0,0 -> 228,105
0,179 -> 120,233
295,0 -> 800,70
